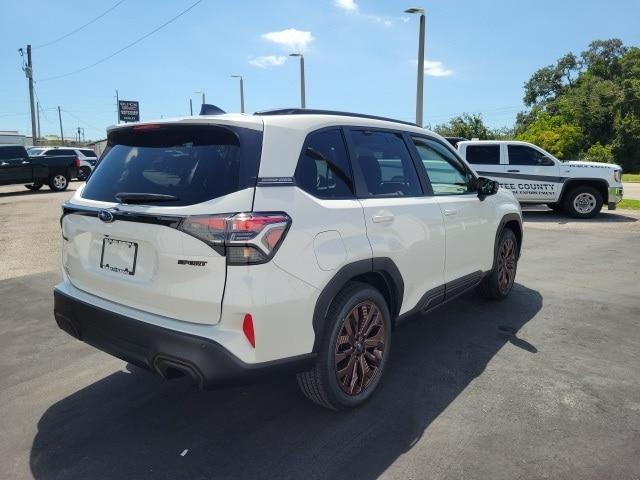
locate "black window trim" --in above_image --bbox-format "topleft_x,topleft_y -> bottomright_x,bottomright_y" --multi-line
342,125 -> 427,199
293,126 -> 356,200
408,133 -> 479,197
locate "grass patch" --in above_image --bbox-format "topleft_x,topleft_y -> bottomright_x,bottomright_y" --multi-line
622,173 -> 640,182
618,199 -> 640,210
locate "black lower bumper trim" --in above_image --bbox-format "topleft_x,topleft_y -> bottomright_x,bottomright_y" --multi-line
53,288 -> 316,388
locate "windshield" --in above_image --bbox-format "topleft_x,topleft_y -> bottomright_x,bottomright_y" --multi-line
81,124 -> 262,206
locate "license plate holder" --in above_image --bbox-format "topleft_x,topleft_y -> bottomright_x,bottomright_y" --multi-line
100,237 -> 138,275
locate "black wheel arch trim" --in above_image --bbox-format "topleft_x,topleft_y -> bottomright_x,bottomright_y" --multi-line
311,257 -> 404,352
559,177 -> 608,202
494,213 -> 523,267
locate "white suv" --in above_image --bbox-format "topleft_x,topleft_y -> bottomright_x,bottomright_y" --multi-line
54,109 -> 523,409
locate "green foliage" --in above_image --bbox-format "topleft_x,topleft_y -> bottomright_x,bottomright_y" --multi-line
518,40 -> 640,171
515,111 -> 582,158
580,142 -> 614,163
433,113 -> 493,140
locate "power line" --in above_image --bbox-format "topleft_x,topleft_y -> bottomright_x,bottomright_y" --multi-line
35,0 -> 127,49
37,0 -> 203,83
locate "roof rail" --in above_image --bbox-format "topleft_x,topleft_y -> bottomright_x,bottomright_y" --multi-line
254,108 -> 418,127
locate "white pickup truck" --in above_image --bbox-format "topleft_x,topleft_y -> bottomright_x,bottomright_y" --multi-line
457,140 -> 624,218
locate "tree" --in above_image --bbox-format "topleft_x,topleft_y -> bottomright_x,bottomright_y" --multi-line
434,113 -> 493,139
580,142 -> 614,163
515,111 -> 582,159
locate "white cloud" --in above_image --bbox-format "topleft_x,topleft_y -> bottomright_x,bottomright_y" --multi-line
411,59 -> 454,77
333,0 -> 397,27
261,28 -> 314,53
334,0 -> 358,12
249,55 -> 287,68
424,60 -> 454,77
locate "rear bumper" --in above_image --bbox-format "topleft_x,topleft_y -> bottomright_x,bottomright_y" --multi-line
53,288 -> 315,388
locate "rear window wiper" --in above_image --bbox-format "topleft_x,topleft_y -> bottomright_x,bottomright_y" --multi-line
115,192 -> 179,204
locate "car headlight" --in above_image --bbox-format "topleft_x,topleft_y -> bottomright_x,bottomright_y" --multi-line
614,170 -> 621,183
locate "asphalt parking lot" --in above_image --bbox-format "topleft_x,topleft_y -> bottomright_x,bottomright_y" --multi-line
1,183 -> 639,480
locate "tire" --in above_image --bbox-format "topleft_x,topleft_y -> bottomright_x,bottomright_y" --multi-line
547,203 -> 563,213
297,282 -> 392,410
77,166 -> 91,181
562,185 -> 603,219
478,228 -> 519,300
48,173 -> 70,192
25,183 -> 43,191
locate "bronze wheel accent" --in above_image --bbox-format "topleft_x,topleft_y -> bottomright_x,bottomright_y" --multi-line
334,301 -> 386,396
497,237 -> 516,294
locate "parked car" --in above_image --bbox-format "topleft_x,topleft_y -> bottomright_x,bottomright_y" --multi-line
0,144 -> 78,191
53,109 -> 523,410
29,146 -> 97,181
457,140 -> 624,218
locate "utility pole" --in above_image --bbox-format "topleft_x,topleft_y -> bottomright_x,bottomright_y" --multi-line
232,75 -> 245,113
190,98 -> 193,115
115,89 -> 120,124
405,7 -> 426,126
77,127 -> 81,143
289,54 -> 306,108
36,101 -> 41,142
23,45 -> 38,146
57,106 -> 64,145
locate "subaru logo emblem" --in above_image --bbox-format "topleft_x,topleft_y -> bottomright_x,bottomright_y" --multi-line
98,210 -> 115,223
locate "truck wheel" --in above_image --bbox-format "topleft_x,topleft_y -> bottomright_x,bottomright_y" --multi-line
297,282 -> 391,410
77,166 -> 91,181
563,186 -> 603,219
25,183 -> 43,191
478,228 -> 519,300
48,173 -> 69,192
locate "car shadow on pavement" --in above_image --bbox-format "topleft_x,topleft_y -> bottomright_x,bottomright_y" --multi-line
30,284 -> 542,480
522,209 -> 638,224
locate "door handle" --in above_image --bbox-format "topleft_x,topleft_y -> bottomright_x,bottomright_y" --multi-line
507,169 -> 520,173
21,160 -> 30,164
372,214 -> 394,223
443,208 -> 458,216
0,162 -> 8,166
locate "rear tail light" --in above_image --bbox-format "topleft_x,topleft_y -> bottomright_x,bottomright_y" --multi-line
74,157 -> 81,168
178,212 -> 291,265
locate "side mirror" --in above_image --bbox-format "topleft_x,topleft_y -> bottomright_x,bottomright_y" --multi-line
539,156 -> 555,166
477,176 -> 499,199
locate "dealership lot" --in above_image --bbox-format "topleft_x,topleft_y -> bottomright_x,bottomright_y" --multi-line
0,183 -> 639,479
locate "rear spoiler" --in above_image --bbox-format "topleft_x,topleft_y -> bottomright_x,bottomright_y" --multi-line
199,104 -> 226,115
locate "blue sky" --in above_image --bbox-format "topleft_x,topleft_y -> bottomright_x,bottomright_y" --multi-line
1,0 -> 639,140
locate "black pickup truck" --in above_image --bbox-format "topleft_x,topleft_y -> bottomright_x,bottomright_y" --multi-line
0,145 -> 78,192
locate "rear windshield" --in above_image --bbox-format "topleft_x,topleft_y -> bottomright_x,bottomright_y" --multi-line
81,124 -> 262,206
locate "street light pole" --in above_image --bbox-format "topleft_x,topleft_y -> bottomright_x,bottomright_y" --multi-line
405,7 -> 425,126
231,75 -> 245,113
289,53 -> 306,108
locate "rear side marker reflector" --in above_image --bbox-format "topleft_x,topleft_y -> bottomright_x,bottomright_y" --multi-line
243,314 -> 255,348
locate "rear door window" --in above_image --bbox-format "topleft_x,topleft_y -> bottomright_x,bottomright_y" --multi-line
79,149 -> 97,157
465,145 -> 501,165
81,124 -> 262,206
349,130 -> 422,197
0,146 -> 26,160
